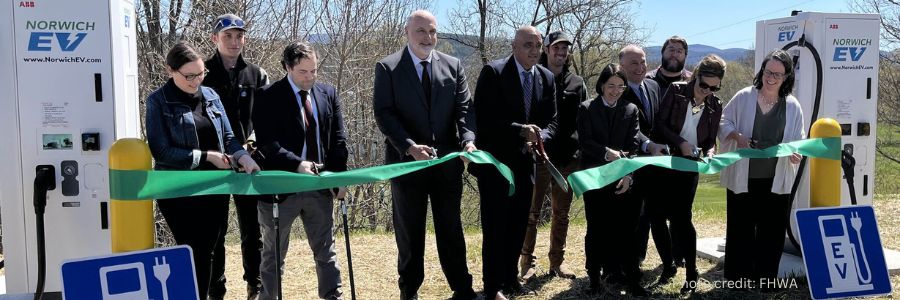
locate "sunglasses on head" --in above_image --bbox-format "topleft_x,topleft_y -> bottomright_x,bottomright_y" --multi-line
215,18 -> 245,30
698,81 -> 720,92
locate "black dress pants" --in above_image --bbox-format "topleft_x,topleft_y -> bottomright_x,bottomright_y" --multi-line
583,184 -> 642,284
157,194 -> 230,299
209,194 -> 266,298
724,177 -> 792,283
646,169 -> 699,271
476,163 -> 534,296
392,159 -> 474,297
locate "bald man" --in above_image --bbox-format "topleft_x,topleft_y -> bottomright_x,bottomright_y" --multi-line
470,26 -> 556,300
373,10 -> 477,300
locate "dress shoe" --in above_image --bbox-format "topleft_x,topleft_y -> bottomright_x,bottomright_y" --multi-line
503,282 -> 535,296
325,288 -> 344,300
549,264 -> 576,279
399,290 -> 418,300
451,289 -> 477,300
626,282 -> 649,297
656,265 -> 677,285
491,291 -> 509,300
246,285 -> 261,300
518,255 -> 537,282
681,269 -> 699,295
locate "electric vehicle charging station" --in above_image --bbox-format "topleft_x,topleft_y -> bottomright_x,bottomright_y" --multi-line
697,11 -> 900,276
756,11 -> 881,258
0,0 -> 140,295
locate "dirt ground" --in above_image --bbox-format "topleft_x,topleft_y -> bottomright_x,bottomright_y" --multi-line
218,197 -> 900,299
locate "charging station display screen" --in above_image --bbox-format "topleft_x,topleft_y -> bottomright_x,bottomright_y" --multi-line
105,268 -> 142,295
822,218 -> 846,237
42,134 -> 73,150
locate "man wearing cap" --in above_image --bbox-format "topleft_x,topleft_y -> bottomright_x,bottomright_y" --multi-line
203,13 -> 269,300
373,10 -> 478,300
518,31 -> 585,283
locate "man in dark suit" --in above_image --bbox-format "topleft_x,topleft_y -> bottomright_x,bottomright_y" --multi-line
253,41 -> 348,300
518,31 -> 585,282
373,10 -> 477,300
472,26 -> 556,300
618,44 -> 670,272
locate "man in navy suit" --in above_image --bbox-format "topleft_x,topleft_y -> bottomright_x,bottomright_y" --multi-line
618,44 -> 673,280
252,41 -> 348,300
373,10 -> 477,300
472,26 -> 556,300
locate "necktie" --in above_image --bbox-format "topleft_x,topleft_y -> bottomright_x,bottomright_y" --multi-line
523,70 -> 533,119
299,90 -> 319,163
421,61 -> 431,108
636,84 -> 652,122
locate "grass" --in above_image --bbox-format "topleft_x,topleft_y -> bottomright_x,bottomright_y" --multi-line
212,125 -> 900,299
217,196 -> 900,299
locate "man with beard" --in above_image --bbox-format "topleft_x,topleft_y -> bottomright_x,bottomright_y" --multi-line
636,36 -> 692,270
646,36 -> 692,96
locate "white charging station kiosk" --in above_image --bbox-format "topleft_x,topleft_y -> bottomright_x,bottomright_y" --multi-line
0,0 -> 140,294
697,11 -> 892,275
753,12 -> 879,250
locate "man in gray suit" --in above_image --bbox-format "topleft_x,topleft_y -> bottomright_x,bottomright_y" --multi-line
373,9 -> 477,300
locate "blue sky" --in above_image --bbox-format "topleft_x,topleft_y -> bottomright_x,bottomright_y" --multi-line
433,0 -> 852,49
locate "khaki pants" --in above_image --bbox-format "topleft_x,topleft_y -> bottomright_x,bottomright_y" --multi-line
520,159 -> 578,266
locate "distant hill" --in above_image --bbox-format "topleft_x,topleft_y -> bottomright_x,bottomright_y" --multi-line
646,44 -> 753,65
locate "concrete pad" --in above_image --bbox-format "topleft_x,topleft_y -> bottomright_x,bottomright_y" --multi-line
696,236 -> 900,278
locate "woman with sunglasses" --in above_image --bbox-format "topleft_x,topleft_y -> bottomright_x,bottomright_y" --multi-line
145,41 -> 260,299
719,49 -> 804,289
649,54 -> 727,294
577,63 -> 647,296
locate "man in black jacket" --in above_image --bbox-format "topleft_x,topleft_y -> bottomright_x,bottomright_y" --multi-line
203,13 -> 269,300
472,25 -> 556,300
518,31 -> 584,282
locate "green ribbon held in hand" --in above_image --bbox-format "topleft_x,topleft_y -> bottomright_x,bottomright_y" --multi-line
110,150 -> 514,200
567,137 -> 841,197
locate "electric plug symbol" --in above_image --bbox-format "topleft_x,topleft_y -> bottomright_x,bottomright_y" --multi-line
153,256 -> 171,300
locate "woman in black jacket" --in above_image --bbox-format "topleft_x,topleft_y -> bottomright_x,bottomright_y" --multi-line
576,63 -> 646,296
649,54 -> 727,294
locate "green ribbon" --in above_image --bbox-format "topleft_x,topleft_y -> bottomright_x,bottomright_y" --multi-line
567,137 -> 841,197
110,150 -> 514,200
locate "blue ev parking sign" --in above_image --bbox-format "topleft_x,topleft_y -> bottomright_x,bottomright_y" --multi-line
61,245 -> 198,300
795,206 -> 892,299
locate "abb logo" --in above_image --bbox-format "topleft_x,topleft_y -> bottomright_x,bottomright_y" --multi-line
19,1 -> 35,7
830,24 -> 839,29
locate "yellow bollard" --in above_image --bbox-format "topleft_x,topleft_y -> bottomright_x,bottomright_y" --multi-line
809,118 -> 842,207
109,138 -> 154,252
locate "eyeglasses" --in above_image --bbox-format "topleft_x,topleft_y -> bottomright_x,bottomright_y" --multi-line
177,69 -> 209,81
698,81 -> 720,92
604,84 -> 627,91
215,18 -> 245,30
763,69 -> 786,80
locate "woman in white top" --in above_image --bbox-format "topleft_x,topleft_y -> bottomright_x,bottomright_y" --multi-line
718,49 -> 805,287
650,54 -> 727,294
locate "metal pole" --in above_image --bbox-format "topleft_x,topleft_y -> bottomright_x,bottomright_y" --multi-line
340,197 -> 357,300
273,202 -> 282,300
